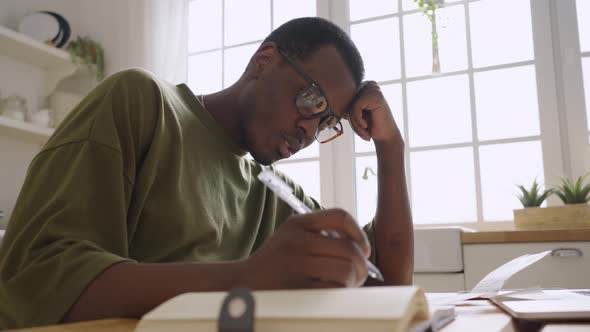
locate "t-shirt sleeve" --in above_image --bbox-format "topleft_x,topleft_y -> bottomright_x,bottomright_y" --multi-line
0,69 -> 159,329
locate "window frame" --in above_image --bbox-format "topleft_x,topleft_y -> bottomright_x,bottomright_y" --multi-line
552,0 -> 590,179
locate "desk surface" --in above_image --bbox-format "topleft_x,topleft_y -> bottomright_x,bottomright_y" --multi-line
461,228 -> 590,244
9,300 -> 589,332
9,319 -> 138,332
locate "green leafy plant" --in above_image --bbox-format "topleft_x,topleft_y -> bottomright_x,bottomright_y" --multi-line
413,0 -> 445,73
516,179 -> 553,208
66,36 -> 105,81
554,175 -> 590,204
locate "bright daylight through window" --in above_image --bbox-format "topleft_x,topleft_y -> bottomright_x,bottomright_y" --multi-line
187,0 -> 590,228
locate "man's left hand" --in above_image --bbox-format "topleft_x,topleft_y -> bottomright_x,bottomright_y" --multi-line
345,81 -> 402,145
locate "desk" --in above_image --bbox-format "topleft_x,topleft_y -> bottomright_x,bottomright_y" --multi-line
414,228 -> 590,293
461,230 -> 590,290
461,229 -> 590,244
9,319 -> 138,332
9,300 -> 589,332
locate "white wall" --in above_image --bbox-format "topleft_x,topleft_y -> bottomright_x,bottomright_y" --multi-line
0,0 -> 147,77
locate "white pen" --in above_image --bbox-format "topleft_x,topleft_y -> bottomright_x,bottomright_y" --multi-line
258,170 -> 384,282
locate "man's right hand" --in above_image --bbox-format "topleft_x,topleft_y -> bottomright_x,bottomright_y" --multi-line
241,208 -> 371,289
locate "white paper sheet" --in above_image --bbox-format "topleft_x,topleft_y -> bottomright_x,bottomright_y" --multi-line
428,250 -> 552,306
471,250 -> 551,294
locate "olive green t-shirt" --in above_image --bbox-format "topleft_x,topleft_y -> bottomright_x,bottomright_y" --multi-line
0,68 -> 376,329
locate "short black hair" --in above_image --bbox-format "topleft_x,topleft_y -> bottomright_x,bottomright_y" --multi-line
263,17 -> 365,86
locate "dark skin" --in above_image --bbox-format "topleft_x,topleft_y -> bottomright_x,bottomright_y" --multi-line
63,42 -> 413,322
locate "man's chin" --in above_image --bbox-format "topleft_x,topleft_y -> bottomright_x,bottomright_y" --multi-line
249,150 -> 277,166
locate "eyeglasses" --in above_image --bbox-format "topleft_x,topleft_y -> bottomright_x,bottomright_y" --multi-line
278,49 -> 344,143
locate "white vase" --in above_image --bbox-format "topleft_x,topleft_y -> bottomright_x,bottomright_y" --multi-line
48,92 -> 83,127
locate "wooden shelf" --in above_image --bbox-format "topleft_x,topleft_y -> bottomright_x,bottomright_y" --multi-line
0,25 -> 77,95
0,116 -> 53,144
0,25 -> 72,69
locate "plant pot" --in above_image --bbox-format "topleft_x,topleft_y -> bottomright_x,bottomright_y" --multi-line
513,204 -> 590,230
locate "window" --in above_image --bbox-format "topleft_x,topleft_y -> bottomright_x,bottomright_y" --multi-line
348,0 -> 556,226
186,0 -> 590,228
187,0 -> 320,199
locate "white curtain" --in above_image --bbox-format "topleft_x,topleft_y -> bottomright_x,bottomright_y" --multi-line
125,0 -> 188,83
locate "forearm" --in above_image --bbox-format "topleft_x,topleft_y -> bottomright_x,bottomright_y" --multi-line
62,260 -> 248,323
374,138 -> 414,285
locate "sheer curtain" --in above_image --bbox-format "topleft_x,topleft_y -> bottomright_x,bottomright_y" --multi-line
125,0 -> 188,83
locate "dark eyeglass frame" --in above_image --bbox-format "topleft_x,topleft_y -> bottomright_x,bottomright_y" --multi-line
278,48 -> 344,143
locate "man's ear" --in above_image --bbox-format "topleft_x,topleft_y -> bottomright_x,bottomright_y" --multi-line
245,42 -> 281,79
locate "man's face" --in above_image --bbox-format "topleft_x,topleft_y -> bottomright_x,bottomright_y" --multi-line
241,45 -> 357,165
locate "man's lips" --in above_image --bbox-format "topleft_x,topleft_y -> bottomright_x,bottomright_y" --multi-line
279,139 -> 292,158
279,134 -> 302,158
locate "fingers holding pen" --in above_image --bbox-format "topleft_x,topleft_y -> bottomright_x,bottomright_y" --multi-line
244,209 -> 373,289
290,209 -> 371,258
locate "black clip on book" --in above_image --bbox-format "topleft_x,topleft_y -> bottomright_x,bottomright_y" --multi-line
218,288 -> 255,332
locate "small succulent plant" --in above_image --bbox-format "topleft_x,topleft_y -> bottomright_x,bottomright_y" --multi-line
554,175 -> 590,204
516,179 -> 553,208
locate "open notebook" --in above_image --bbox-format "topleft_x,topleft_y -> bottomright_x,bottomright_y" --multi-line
135,286 -> 454,332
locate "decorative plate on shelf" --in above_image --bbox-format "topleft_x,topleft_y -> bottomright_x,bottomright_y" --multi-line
18,11 -> 70,48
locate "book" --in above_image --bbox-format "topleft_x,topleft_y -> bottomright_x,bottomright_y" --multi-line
135,286 -> 454,332
490,289 -> 590,321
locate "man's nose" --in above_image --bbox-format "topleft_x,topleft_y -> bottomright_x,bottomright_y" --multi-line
297,116 -> 320,145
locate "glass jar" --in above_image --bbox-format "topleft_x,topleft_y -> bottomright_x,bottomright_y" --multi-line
0,95 -> 29,122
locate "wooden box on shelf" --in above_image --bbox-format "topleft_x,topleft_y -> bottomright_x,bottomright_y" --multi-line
513,203 -> 590,230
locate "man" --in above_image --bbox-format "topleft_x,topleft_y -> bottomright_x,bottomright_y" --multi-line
0,17 -> 413,329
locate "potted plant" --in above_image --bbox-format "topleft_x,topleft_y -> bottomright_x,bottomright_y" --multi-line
554,175 -> 590,206
514,176 -> 590,230
516,179 -> 553,208
413,0 -> 445,73
66,36 -> 105,81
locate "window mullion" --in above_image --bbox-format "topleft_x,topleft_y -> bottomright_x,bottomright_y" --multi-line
398,0 -> 413,212
463,2 -> 484,223
316,0 -> 337,208
319,0 -> 358,215
549,0 -> 589,179
530,0 -> 569,206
